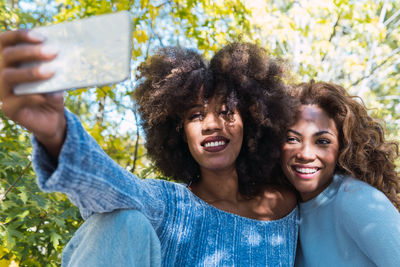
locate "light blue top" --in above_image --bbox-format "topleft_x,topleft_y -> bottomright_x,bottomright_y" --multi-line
296,174 -> 400,267
32,110 -> 299,267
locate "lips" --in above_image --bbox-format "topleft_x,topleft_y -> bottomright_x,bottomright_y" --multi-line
201,136 -> 230,152
292,165 -> 320,179
294,167 -> 319,174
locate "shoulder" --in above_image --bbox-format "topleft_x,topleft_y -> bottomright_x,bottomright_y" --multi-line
261,185 -> 298,219
335,176 -> 391,211
332,175 -> 400,265
333,175 -> 399,225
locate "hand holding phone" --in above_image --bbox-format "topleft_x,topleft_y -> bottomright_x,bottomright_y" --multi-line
14,11 -> 132,95
0,12 -> 132,156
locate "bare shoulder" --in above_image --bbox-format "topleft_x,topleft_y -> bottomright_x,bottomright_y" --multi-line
260,185 -> 298,219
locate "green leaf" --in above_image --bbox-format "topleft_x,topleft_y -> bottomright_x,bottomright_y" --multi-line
50,232 -> 62,249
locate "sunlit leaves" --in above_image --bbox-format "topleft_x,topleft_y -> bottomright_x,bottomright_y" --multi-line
246,0 -> 400,142
1,0 -> 399,265
0,111 -> 82,266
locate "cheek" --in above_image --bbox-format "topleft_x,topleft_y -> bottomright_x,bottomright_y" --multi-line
183,126 -> 197,150
326,154 -> 338,171
227,123 -> 244,150
323,148 -> 339,168
185,135 -> 201,163
186,137 -> 198,153
280,148 -> 293,176
236,127 -> 244,147
281,146 -> 294,164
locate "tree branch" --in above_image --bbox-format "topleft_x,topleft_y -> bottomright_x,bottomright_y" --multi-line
321,13 -> 341,62
155,1 -> 169,9
96,96 -> 106,125
0,161 -> 31,202
100,84 -> 142,174
384,8 -> 400,26
131,105 -> 140,174
351,47 -> 400,87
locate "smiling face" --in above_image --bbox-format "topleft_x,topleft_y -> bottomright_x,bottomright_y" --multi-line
183,97 -> 243,174
281,104 -> 340,202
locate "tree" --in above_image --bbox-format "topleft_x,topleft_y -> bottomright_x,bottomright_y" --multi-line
0,0 -> 398,265
245,0 -> 400,141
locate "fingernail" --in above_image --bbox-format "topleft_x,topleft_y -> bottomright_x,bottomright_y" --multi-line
40,45 -> 59,56
38,64 -> 56,76
27,31 -> 45,42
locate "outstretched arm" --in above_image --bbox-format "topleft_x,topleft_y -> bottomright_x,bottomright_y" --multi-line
0,30 -> 166,226
33,109 -> 167,223
0,30 -> 66,157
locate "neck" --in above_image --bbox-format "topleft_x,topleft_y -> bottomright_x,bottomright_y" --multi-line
190,166 -> 241,204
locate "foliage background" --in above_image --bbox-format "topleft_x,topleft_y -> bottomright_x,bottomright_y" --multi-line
0,0 -> 399,265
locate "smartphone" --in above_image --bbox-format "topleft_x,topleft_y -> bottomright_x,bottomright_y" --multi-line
14,11 -> 132,95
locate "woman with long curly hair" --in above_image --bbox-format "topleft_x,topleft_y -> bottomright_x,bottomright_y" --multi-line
280,81 -> 400,266
0,29 -> 298,266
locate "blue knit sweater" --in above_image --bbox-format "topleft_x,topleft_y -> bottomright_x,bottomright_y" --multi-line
32,110 -> 299,266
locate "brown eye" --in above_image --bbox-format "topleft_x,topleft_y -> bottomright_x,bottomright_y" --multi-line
220,109 -> 233,116
286,136 -> 299,143
219,105 -> 235,120
189,112 -> 204,120
316,138 -> 331,145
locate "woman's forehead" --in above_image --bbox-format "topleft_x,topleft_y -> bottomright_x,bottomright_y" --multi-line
189,95 -> 228,108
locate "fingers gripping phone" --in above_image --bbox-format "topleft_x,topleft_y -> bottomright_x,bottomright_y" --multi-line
14,11 -> 132,95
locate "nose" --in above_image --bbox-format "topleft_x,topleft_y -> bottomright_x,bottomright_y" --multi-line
296,143 -> 316,162
202,112 -> 222,133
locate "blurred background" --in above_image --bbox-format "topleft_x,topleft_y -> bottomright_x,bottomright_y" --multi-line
1,0 -> 399,265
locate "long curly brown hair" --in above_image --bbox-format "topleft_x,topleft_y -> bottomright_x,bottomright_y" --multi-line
289,81 -> 400,210
133,43 -> 296,197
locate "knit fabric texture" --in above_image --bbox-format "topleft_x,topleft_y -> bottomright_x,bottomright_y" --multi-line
296,174 -> 400,267
32,110 -> 299,267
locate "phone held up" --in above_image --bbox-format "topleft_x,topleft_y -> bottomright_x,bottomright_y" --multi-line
14,11 -> 132,95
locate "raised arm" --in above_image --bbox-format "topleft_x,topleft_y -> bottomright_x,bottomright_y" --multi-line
0,30 -> 65,157
33,109 -> 166,224
0,30 -> 166,225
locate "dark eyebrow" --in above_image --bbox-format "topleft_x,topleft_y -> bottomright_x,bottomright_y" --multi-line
314,130 -> 335,137
287,129 -> 301,136
287,129 -> 335,137
187,104 -> 203,110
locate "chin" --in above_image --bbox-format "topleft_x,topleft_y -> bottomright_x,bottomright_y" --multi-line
203,161 -> 235,172
291,182 -> 316,195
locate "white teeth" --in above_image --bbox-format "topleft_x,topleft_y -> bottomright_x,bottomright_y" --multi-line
204,141 -> 226,148
295,167 -> 318,174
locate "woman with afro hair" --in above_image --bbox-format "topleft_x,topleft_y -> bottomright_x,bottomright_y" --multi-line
280,81 -> 400,266
1,30 -> 298,266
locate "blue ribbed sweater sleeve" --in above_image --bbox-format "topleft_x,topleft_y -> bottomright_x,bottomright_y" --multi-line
337,179 -> 400,266
32,109 -> 166,227
297,176 -> 400,267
